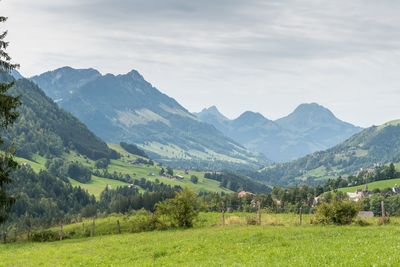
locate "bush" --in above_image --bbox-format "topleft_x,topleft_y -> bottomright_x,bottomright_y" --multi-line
31,230 -> 59,242
245,216 -> 258,225
129,210 -> 166,233
95,158 -> 110,169
354,218 -> 371,226
156,189 -> 199,228
67,162 -> 92,183
378,216 -> 390,225
314,200 -> 360,225
190,175 -> 198,184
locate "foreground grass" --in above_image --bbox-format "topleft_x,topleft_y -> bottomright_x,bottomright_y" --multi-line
1,224 -> 400,266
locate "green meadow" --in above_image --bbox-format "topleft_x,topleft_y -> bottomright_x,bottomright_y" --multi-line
338,178 -> 400,193
1,213 -> 400,266
15,144 -> 230,199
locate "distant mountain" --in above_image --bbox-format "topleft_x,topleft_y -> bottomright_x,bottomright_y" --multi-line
257,120 -> 400,186
196,103 -> 362,162
31,67 -> 263,169
0,71 -> 117,160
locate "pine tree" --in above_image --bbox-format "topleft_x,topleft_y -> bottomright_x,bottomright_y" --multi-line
0,14 -> 20,224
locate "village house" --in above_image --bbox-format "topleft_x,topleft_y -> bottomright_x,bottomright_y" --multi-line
346,189 -> 366,202
238,191 -> 254,198
392,184 -> 400,194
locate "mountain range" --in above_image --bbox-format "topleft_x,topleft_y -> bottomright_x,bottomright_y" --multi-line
31,67 -> 263,169
195,104 -> 362,162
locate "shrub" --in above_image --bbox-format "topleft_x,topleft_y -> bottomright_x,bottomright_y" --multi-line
67,162 -> 92,183
190,175 -> 198,184
245,216 -> 258,225
354,218 -> 371,226
128,210 -> 165,233
156,189 -> 199,228
95,158 -> 110,169
378,216 -> 390,225
31,230 -> 59,242
314,200 -> 360,225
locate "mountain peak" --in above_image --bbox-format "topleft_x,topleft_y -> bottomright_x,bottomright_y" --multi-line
276,102 -> 361,134
195,106 -> 228,122
292,103 -> 334,117
234,111 -> 269,126
125,69 -> 145,81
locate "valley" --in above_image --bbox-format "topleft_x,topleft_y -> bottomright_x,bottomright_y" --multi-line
1,2 -> 400,265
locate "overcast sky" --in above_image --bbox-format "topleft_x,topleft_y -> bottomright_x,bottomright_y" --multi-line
2,0 -> 400,127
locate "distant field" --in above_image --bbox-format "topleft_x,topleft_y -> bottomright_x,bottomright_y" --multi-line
338,178 -> 400,193
2,220 -> 400,266
14,145 -> 231,198
68,176 -> 129,199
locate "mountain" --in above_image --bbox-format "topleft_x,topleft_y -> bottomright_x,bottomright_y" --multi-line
257,120 -> 400,186
196,103 -> 362,162
193,106 -> 229,133
31,67 -> 262,169
0,71 -> 117,160
276,103 -> 362,149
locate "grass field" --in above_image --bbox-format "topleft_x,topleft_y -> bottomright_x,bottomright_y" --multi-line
68,176 -> 129,199
338,178 -> 400,193
2,215 -> 400,266
14,144 -> 231,197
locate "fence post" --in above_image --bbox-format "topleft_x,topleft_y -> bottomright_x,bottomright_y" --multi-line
117,220 -> 121,234
381,201 -> 386,218
60,224 -> 64,241
221,202 -> 225,226
91,217 -> 96,237
299,206 -> 303,225
257,201 -> 262,225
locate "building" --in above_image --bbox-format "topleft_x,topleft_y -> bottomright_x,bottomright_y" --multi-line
347,189 -> 366,202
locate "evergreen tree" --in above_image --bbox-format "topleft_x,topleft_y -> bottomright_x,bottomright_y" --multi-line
0,14 -> 20,224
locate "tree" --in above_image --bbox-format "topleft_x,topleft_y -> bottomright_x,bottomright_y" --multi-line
156,189 -> 199,228
0,13 -> 20,224
166,167 -> 174,176
190,175 -> 198,184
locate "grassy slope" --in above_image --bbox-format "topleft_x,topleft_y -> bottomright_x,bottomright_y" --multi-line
338,178 -> 400,193
2,222 -> 400,266
68,176 -> 128,199
14,144 -> 231,198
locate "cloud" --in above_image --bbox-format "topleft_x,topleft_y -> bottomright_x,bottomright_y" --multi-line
2,0 -> 400,127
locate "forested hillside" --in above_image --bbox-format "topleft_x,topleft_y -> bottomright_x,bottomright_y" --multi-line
0,72 -> 118,160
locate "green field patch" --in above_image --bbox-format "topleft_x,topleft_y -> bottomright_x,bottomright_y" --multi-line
68,176 -> 129,198
338,178 -> 400,193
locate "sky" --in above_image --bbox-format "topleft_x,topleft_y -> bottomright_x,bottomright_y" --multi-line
2,0 -> 400,127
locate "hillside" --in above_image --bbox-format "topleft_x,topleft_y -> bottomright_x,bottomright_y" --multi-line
196,104 -> 362,162
257,121 -> 400,186
31,67 -> 263,169
0,72 -> 117,160
338,178 -> 400,193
